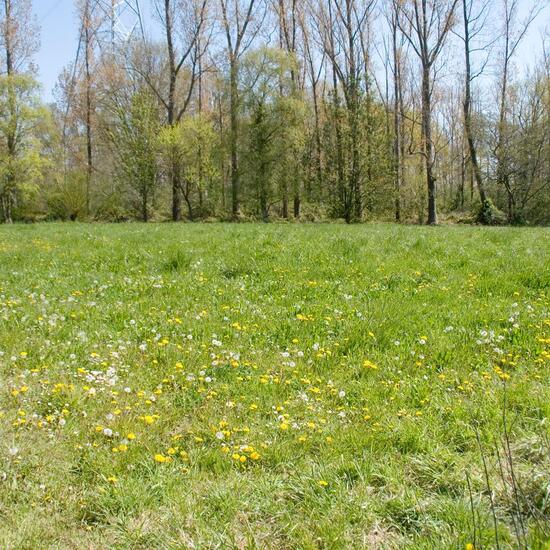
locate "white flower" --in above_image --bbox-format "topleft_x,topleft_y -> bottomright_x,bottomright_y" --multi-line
215,431 -> 225,440
103,428 -> 113,437
338,390 -> 346,398
8,447 -> 19,456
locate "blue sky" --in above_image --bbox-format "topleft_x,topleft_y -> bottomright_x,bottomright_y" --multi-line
33,0 -> 550,103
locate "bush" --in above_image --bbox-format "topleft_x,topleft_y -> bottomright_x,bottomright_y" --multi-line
476,199 -> 507,226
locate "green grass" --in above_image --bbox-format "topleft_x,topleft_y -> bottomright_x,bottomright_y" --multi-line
1,223 -> 549,549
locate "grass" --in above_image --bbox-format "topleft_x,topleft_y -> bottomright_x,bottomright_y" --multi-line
0,222 -> 549,549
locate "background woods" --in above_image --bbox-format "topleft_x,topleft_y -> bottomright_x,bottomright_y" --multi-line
1,0 -> 549,225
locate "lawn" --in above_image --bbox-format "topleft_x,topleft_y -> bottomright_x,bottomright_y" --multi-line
1,223 -> 549,549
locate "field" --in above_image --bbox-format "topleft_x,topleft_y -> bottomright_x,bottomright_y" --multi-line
1,223 -> 549,549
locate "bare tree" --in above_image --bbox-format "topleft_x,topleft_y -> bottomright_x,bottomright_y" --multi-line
495,0 -> 543,222
460,0 -> 492,208
144,0 -> 208,221
397,0 -> 459,225
316,0 -> 374,222
83,0 -> 94,217
389,0 -> 406,222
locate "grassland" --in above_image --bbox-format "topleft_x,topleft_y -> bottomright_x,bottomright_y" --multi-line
0,223 -> 549,549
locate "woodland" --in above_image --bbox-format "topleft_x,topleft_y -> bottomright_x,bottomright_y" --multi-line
0,0 -> 549,225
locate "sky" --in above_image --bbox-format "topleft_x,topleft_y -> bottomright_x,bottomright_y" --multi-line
33,0 -> 550,104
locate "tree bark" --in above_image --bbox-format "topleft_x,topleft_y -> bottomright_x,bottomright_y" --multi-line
462,0 -> 487,205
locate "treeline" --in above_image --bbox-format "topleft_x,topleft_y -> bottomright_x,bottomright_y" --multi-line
0,0 -> 549,225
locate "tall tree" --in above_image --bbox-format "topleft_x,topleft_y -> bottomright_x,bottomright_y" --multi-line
219,0 -> 262,218
397,0 -> 459,225
0,0 -> 39,223
495,0 -> 542,223
460,0 -> 490,208
142,0 -> 207,221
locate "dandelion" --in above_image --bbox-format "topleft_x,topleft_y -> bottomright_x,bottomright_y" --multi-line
154,453 -> 171,463
318,480 -> 328,487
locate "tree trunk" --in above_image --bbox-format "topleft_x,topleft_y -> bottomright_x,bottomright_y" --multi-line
229,58 -> 239,219
84,0 -> 93,218
462,0 -> 487,205
421,64 -> 437,225
3,0 -> 16,224
392,14 -> 402,223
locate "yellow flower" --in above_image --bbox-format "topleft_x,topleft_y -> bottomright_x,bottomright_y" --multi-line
127,433 -> 136,440
279,422 -> 289,430
107,476 -> 117,484
250,451 -> 261,461
154,453 -> 171,463
318,480 -> 328,487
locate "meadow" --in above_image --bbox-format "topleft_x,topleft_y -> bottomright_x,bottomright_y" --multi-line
0,222 -> 549,549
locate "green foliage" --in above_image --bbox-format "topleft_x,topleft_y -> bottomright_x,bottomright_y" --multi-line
158,114 -> 220,219
106,89 -> 160,221
476,199 -> 507,226
0,75 -> 51,221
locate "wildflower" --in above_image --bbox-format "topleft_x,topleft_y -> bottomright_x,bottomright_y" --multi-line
127,433 -> 136,440
318,480 -> 328,487
154,453 -> 171,463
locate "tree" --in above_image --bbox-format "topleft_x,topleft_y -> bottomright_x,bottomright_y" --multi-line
495,0 -> 542,223
141,0 -> 208,221
0,0 -> 42,223
158,114 -> 220,220
397,0 -> 459,225
105,89 -> 160,222
241,47 -> 305,221
0,75 -> 50,222
460,0 -> 490,209
219,0 -> 263,218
